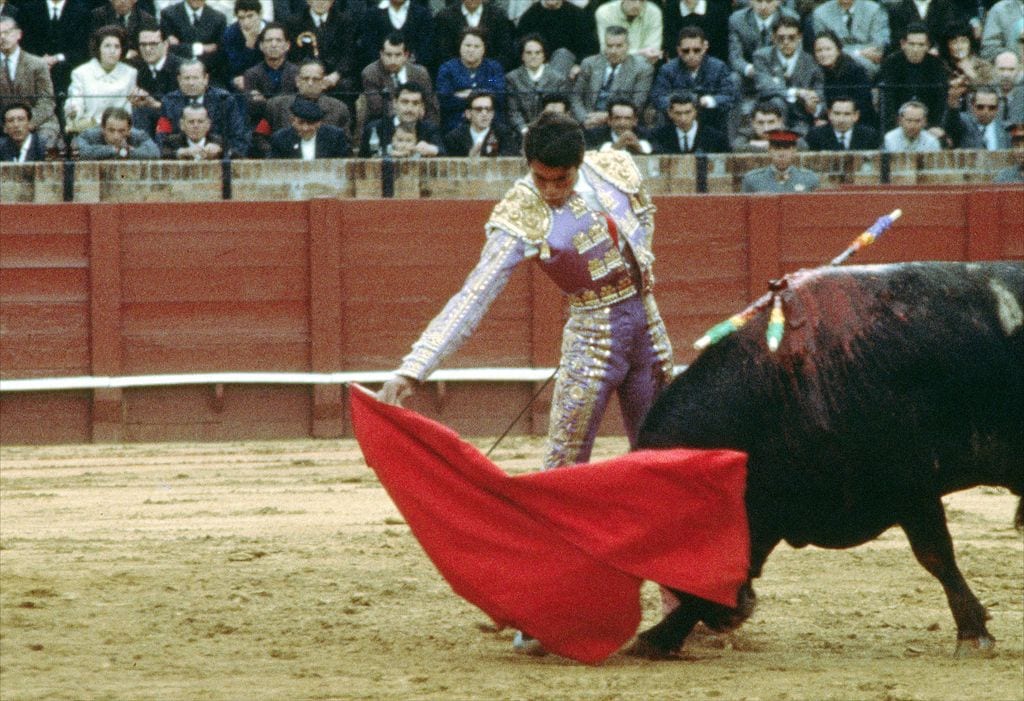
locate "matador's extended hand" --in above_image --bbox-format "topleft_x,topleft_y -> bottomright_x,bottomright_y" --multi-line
377,375 -> 417,406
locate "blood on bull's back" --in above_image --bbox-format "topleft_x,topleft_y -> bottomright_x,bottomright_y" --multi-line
629,261 -> 1023,658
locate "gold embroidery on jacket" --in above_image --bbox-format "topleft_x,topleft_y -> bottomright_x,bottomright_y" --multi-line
488,182 -> 550,246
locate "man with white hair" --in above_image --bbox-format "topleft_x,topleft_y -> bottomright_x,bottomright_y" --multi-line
994,51 -> 1024,122
883,100 -> 942,152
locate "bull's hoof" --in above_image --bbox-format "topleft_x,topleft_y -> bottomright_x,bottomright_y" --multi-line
624,637 -> 678,660
954,636 -> 996,658
702,583 -> 757,633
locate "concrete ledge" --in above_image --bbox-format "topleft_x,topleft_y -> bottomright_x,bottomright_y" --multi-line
1,151 -> 1016,203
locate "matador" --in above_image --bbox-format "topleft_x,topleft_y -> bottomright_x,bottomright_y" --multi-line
378,112 -> 674,470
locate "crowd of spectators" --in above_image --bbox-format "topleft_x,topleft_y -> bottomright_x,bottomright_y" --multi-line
1,0 -> 1022,171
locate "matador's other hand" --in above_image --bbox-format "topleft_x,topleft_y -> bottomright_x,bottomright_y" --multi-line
378,375 -> 417,406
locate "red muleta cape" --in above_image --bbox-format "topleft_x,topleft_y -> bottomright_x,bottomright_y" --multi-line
349,385 -> 750,664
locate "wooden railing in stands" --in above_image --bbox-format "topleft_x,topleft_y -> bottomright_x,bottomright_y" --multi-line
0,150 -> 1018,203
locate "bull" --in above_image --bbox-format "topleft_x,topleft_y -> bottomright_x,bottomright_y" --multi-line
630,261 -> 1024,658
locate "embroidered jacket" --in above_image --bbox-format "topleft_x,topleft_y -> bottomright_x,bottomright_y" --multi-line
398,150 -> 657,381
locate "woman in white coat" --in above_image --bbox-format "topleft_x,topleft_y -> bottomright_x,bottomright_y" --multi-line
65,25 -> 138,133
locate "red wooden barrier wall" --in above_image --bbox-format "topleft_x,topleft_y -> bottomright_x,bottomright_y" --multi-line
1,188 -> 1022,444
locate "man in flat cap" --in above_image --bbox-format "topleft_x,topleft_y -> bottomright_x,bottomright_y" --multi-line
269,96 -> 350,159
994,123 -> 1024,183
741,128 -> 820,192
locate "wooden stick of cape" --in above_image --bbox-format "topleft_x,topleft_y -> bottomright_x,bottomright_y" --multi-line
349,385 -> 751,664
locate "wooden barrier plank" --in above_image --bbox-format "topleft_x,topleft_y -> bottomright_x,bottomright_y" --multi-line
123,385 -> 311,441
120,201 -> 309,234
0,268 -> 90,301
0,392 -> 92,444
746,196 -> 781,297
88,205 -> 125,441
310,198 -> 343,437
997,189 -> 1024,259
121,230 -> 307,268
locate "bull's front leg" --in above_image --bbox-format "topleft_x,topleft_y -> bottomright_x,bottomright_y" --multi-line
899,496 -> 994,657
626,591 -> 707,659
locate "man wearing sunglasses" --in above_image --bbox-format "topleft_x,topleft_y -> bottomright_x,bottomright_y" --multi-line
442,90 -> 520,156
941,86 -> 1012,150
650,25 -> 737,134
751,16 -> 823,134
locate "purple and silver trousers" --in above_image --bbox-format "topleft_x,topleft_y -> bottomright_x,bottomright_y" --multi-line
543,293 -> 674,470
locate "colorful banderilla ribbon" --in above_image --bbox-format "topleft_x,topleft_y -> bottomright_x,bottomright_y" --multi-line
693,209 -> 903,353
829,209 -> 902,266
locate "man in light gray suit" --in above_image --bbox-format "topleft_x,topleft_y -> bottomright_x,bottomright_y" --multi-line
752,15 -> 823,133
942,87 -> 1011,150
981,0 -> 1023,61
728,0 -> 798,96
812,0 -> 890,77
883,100 -> 942,151
571,25 -> 654,129
0,16 -> 61,148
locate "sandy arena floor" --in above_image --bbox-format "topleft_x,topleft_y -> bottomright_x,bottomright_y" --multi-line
1,437 -> 1021,701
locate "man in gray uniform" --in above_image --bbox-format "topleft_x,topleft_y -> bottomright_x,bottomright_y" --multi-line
741,128 -> 820,192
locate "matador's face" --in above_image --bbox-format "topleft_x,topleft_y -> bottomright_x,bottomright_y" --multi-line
529,161 -> 578,208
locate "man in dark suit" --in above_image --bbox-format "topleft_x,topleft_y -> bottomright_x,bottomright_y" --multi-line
434,0 -> 514,71
663,0 -> 731,63
160,101 -> 225,158
157,58 -> 250,157
516,0 -> 598,72
649,91 -> 731,153
359,31 -> 437,126
888,0 -> 957,49
358,80 -> 441,156
286,0 -> 359,105
90,0 -> 155,56
442,90 -> 519,157
0,16 -> 61,148
17,0 -> 91,96
128,23 -> 181,135
650,26 -> 738,133
159,0 -> 228,85
1,102 -> 47,161
242,24 -> 299,102
359,0 -> 433,73
805,95 -> 879,150
270,96 -> 350,158
583,98 -> 654,154
242,21 -> 298,148
266,58 -> 350,133
876,23 -> 949,131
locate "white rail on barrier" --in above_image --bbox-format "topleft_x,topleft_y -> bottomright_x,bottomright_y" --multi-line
0,368 -> 560,392
0,366 -> 689,393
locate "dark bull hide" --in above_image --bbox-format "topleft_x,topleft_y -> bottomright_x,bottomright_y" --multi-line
632,261 -> 1024,658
